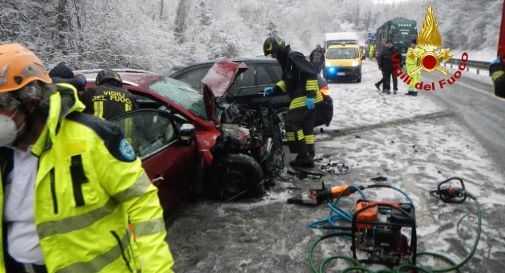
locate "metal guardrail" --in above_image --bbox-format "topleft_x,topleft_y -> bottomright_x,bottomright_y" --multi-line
443,58 -> 490,75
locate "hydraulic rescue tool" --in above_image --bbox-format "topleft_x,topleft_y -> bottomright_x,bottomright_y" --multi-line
300,177 -> 481,273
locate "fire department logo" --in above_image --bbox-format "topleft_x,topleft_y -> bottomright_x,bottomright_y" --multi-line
408,6 -> 452,74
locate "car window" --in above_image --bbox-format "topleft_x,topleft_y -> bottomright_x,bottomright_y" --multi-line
268,64 -> 282,82
147,76 -> 207,119
176,67 -> 209,91
255,65 -> 273,86
111,111 -> 176,159
231,67 -> 255,89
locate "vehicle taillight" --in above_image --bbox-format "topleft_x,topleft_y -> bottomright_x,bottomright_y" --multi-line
320,86 -> 330,97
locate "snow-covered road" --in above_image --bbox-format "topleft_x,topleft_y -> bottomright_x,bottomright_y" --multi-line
166,60 -> 505,273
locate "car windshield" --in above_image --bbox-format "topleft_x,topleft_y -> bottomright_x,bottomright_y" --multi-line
147,76 -> 207,119
326,48 -> 359,59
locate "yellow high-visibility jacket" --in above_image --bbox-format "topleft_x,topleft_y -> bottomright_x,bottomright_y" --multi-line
406,47 -> 422,88
0,84 -> 174,273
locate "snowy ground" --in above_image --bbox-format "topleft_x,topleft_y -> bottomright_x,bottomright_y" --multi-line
325,61 -> 446,131
166,60 -> 505,273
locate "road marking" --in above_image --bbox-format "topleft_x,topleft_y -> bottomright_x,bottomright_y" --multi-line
424,74 -> 505,101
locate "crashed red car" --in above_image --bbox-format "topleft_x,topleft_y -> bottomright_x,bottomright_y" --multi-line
77,60 -> 283,211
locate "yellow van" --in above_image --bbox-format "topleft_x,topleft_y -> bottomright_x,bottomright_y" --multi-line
324,44 -> 362,82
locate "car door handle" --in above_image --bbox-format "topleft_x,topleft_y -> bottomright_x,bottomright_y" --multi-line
152,175 -> 164,186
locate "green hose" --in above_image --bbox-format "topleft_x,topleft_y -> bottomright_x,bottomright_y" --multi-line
307,197 -> 482,273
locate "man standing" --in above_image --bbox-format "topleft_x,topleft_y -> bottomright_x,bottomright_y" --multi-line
377,40 -> 401,94
263,36 -> 319,167
405,39 -> 421,96
369,43 -> 376,60
80,69 -> 137,120
309,44 -> 325,75
0,43 -> 174,273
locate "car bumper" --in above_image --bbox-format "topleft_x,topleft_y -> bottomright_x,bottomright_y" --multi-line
324,66 -> 361,80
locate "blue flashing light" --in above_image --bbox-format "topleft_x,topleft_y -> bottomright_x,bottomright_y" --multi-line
326,66 -> 337,75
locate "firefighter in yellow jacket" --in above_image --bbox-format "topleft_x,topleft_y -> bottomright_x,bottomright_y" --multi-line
0,43 -> 174,273
262,36 -> 321,167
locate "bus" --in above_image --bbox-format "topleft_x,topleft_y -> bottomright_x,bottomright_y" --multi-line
375,18 -> 418,59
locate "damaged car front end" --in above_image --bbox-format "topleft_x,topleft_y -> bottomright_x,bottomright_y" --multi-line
201,60 -> 284,200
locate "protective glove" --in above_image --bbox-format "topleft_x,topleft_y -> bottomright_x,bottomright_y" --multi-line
306,98 -> 315,110
52,74 -> 87,91
263,86 -> 274,96
49,62 -> 74,79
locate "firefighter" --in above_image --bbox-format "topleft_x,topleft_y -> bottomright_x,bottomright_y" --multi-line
490,58 -> 505,98
262,35 -> 320,167
405,39 -> 421,96
80,69 -> 137,120
0,43 -> 174,273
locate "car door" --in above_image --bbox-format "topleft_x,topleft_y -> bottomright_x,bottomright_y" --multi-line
110,109 -> 199,211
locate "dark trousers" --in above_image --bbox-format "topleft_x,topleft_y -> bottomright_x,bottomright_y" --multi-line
313,63 -> 322,74
382,70 -> 398,91
286,107 -> 315,158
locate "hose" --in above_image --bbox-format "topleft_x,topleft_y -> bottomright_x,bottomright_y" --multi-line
307,181 -> 482,273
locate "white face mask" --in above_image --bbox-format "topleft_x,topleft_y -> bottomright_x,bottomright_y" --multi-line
0,110 -> 23,147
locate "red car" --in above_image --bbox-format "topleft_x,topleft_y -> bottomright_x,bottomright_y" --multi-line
77,60 -> 283,212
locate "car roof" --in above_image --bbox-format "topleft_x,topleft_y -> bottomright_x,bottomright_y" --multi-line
168,58 -> 278,75
75,69 -> 160,86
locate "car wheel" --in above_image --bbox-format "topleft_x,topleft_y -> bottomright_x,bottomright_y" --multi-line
276,107 -> 288,144
209,153 -> 264,200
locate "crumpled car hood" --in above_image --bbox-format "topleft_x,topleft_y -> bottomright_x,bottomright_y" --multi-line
201,60 -> 248,123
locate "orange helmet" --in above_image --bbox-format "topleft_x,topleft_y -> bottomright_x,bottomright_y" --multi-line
0,43 -> 52,93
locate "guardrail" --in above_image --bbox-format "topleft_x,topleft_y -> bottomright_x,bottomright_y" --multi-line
443,58 -> 490,75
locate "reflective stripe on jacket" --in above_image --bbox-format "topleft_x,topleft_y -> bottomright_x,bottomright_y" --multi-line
0,83 -> 174,273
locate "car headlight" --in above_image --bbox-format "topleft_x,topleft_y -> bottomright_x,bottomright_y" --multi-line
351,61 -> 360,67
325,61 -> 332,67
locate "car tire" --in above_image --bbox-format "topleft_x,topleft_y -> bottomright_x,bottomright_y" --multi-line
209,153 -> 264,200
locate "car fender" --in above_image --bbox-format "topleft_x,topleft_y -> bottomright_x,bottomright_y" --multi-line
195,130 -> 220,166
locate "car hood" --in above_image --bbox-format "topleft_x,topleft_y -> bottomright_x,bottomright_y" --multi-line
201,60 -> 248,124
326,58 -> 360,67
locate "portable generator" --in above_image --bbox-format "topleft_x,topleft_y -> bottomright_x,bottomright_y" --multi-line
351,200 -> 416,266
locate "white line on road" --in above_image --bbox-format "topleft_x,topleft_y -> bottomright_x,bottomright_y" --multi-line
427,74 -> 505,101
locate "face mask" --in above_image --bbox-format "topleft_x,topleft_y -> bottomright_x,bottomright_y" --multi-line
0,110 -> 23,147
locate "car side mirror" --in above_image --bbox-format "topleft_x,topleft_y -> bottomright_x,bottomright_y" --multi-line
179,123 -> 195,145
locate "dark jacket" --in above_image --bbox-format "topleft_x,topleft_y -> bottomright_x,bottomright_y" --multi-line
309,49 -> 325,65
80,83 -> 138,120
490,62 -> 505,98
276,46 -> 319,101
378,46 -> 402,72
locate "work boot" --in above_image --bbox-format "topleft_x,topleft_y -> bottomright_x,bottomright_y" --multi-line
289,156 -> 315,168
307,145 -> 315,159
374,83 -> 381,91
393,89 -> 398,94
382,89 -> 391,94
